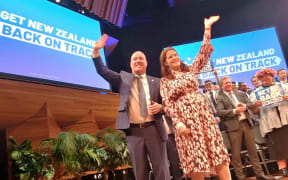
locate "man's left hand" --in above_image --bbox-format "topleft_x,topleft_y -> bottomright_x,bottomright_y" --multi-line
148,102 -> 163,115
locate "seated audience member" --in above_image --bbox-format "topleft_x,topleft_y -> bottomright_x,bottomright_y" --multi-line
250,68 -> 288,177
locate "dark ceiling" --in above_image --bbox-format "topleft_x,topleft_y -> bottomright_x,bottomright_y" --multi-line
123,0 -> 251,27
50,0 -> 288,81
52,0 -> 252,28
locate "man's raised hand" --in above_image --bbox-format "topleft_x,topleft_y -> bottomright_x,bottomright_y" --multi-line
92,34 -> 108,58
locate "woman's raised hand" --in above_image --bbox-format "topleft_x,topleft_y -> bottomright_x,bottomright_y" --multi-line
204,15 -> 220,28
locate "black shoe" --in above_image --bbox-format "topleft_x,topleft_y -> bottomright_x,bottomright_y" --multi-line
280,168 -> 288,177
256,174 -> 274,180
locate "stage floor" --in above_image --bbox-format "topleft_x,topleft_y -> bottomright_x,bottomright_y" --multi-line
246,175 -> 288,180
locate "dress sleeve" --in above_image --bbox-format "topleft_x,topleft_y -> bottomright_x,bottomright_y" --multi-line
160,78 -> 184,128
189,29 -> 214,74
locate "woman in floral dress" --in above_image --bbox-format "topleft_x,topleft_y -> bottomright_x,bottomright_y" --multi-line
159,16 -> 231,180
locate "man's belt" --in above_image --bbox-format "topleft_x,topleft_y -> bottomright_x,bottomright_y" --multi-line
130,121 -> 155,128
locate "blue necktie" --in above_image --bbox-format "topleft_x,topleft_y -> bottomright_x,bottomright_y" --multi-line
136,75 -> 148,119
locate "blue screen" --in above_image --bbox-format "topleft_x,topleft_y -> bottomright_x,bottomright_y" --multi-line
173,27 -> 287,88
0,0 -> 110,90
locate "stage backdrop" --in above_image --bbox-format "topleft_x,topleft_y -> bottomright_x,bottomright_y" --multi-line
173,27 -> 287,88
0,0 -> 110,90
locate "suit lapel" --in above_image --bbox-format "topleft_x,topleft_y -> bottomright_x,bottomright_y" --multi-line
127,73 -> 135,90
223,92 -> 235,107
147,76 -> 155,101
234,92 -> 243,104
234,92 -> 239,101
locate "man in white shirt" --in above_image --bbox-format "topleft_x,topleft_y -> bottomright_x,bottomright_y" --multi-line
92,34 -> 170,180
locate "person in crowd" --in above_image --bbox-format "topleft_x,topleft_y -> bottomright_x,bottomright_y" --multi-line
250,68 -> 288,177
276,68 -> 288,83
232,82 -> 238,92
248,76 -> 262,125
204,80 -> 218,114
216,76 -> 273,180
238,82 -> 250,98
249,76 -> 262,124
203,79 -> 223,130
213,82 -> 220,91
91,34 -> 170,180
160,15 -> 231,180
251,76 -> 261,90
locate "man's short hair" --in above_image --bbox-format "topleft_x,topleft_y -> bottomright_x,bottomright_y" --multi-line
204,80 -> 213,84
219,77 -> 231,87
239,82 -> 246,86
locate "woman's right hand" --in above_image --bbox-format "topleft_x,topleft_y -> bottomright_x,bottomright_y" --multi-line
178,125 -> 191,136
92,34 -> 108,58
182,128 -> 191,135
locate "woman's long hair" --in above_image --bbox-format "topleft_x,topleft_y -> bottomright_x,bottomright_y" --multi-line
160,47 -> 190,80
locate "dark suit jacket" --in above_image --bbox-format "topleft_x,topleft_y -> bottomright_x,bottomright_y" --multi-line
216,90 -> 254,132
93,56 -> 168,141
163,115 -> 175,134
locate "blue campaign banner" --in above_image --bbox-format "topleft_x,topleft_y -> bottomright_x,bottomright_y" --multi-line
0,0 -> 110,90
255,84 -> 285,106
173,27 -> 287,88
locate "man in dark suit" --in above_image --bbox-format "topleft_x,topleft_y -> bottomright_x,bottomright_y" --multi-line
216,76 -> 273,180
92,34 -> 170,180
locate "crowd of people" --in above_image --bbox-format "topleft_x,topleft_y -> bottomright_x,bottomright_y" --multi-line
202,68 -> 288,180
91,15 -> 288,180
